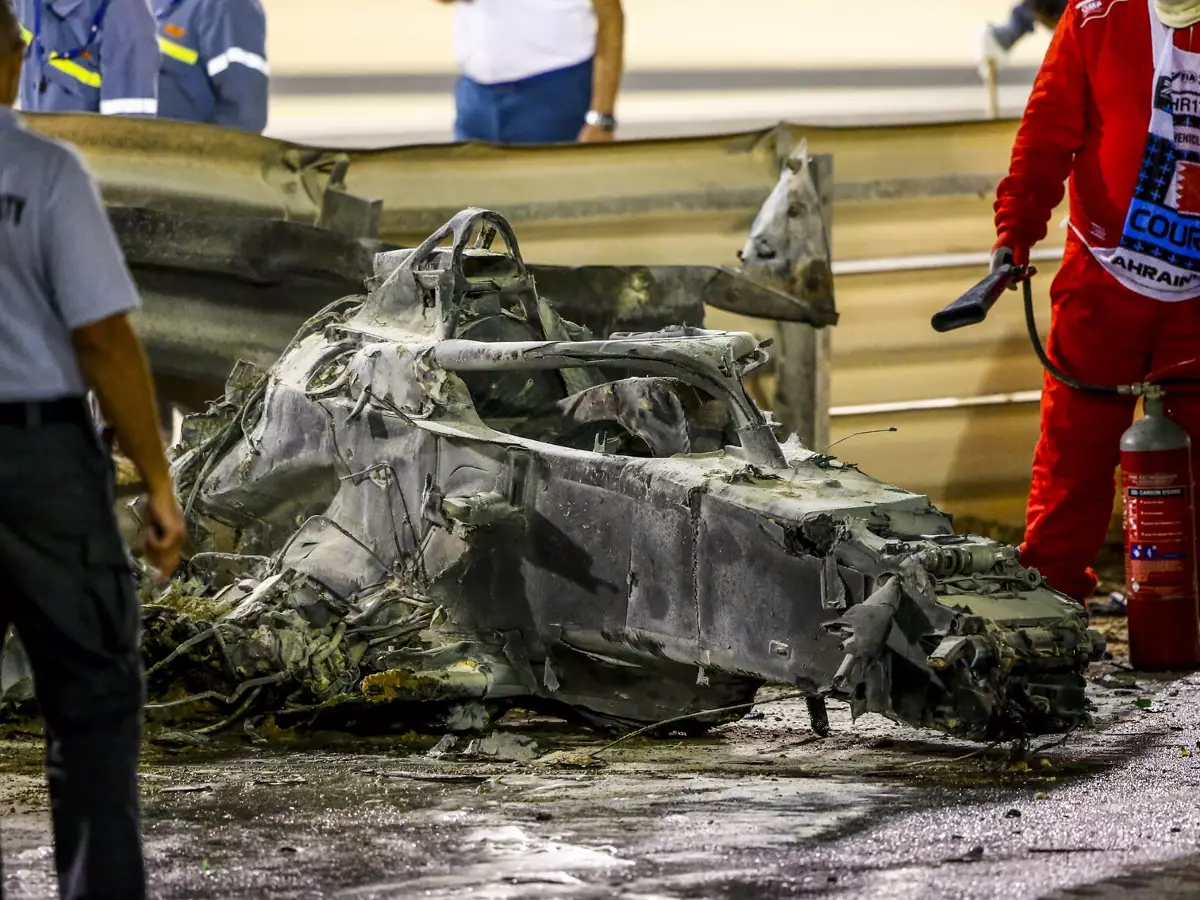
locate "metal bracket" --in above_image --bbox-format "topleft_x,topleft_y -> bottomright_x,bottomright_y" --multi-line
315,158 -> 384,239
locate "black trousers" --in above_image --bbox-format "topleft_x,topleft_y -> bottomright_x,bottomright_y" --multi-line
0,414 -> 146,899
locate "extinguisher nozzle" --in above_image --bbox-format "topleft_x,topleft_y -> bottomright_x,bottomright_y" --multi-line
932,264 -> 1024,333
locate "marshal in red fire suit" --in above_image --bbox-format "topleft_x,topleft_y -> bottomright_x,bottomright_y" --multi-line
996,0 -> 1200,601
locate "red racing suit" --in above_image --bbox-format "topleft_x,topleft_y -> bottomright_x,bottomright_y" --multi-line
996,0 -> 1200,600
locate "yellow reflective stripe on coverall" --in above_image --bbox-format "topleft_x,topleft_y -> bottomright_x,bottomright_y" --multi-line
158,35 -> 198,65
18,24 -> 102,88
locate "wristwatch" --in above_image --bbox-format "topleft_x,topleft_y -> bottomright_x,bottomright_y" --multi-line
585,110 -> 617,132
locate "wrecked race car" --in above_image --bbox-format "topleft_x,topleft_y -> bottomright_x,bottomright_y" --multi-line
123,205 -> 1104,744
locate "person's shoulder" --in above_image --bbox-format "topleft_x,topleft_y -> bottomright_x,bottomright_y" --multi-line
6,127 -> 85,183
190,0 -> 266,37
1072,0 -> 1137,28
0,129 -> 98,225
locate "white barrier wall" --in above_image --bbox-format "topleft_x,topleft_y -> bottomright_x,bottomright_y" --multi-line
261,0 -> 1053,74
260,0 -> 1057,144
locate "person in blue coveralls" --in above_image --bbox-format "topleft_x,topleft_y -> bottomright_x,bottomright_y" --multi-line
979,0 -> 1068,73
14,0 -> 159,115
155,0 -> 267,132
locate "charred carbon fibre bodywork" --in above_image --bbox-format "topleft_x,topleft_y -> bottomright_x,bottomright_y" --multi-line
148,208 -> 1103,741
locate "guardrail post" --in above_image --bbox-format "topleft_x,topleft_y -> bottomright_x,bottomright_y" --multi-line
774,153 -> 833,450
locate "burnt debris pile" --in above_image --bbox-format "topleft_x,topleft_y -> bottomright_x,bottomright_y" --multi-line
3,205 -> 1106,742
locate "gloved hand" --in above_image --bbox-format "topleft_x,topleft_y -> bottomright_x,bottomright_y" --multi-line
991,244 -> 1032,290
991,245 -> 1015,273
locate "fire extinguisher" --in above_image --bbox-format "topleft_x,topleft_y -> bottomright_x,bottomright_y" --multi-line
933,264 -> 1200,670
1120,390 -> 1200,669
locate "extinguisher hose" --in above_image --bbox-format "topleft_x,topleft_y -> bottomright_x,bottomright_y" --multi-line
935,264 -> 1200,392
1020,278 -> 1122,395
1022,277 -> 1200,393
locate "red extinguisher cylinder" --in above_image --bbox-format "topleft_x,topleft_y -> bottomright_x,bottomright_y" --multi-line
1120,394 -> 1200,670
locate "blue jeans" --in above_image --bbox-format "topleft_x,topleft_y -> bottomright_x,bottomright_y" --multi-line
453,58 -> 594,144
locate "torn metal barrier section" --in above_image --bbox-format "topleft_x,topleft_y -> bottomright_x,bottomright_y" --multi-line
3,206 -> 1103,742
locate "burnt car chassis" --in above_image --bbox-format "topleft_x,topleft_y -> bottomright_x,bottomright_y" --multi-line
124,206 -> 1105,744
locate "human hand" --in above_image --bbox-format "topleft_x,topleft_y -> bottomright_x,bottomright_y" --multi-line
990,244 -> 1032,290
578,124 -> 615,143
142,484 -> 186,578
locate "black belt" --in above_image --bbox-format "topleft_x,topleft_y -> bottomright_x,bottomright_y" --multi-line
0,397 -> 92,430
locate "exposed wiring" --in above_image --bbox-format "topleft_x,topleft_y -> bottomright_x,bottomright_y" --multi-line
589,690 -> 811,757
1021,277 -> 1121,395
144,672 -> 288,711
899,742 -> 1000,769
1031,726 -> 1077,756
144,626 -> 220,678
339,463 -> 425,579
809,427 -> 898,460
190,688 -> 262,735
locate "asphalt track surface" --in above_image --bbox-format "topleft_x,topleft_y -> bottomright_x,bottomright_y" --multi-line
4,638 -> 1200,899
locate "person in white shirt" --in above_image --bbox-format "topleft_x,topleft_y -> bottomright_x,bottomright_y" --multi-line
437,0 -> 624,144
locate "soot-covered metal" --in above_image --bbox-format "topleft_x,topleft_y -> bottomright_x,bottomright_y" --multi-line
98,202 -> 1106,743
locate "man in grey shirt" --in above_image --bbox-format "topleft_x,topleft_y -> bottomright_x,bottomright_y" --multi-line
0,1 -> 186,894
